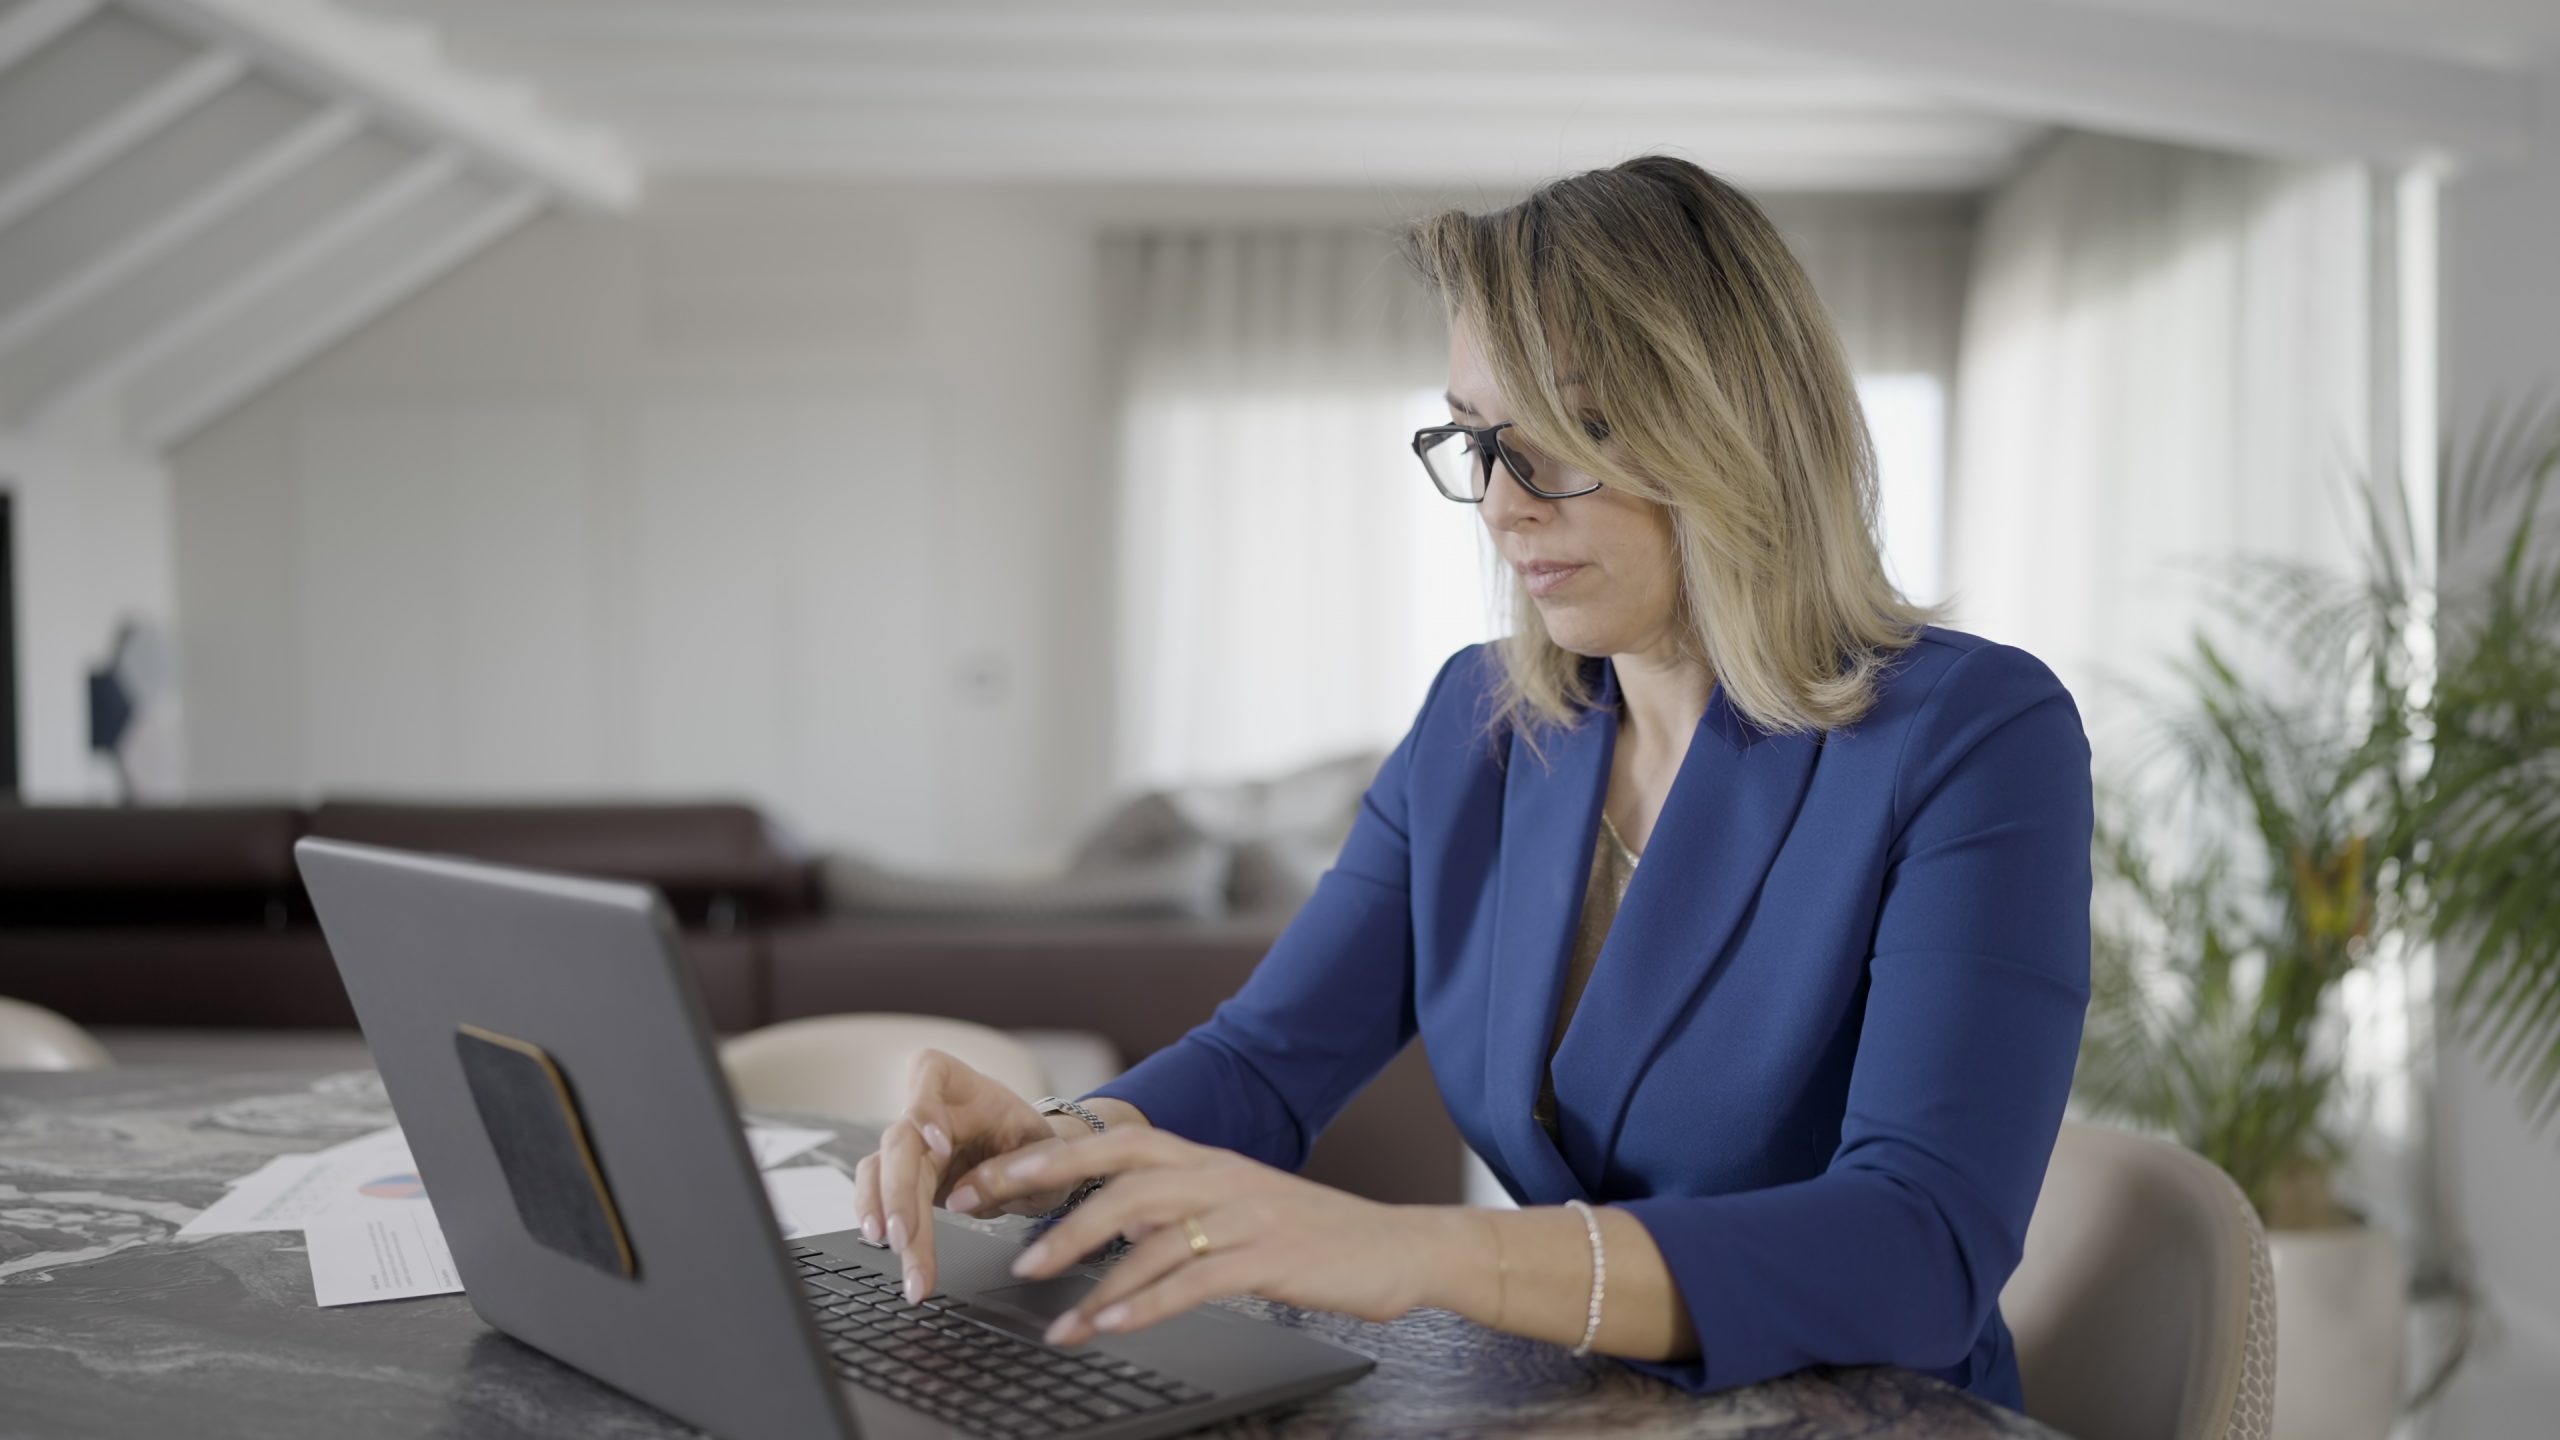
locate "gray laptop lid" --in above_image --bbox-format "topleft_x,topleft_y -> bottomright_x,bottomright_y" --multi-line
296,837 -> 851,1440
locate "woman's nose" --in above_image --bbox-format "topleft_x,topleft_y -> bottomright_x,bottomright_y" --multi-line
1477,455 -> 1551,530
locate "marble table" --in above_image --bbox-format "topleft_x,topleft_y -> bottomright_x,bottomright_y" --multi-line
0,1067 -> 2065,1439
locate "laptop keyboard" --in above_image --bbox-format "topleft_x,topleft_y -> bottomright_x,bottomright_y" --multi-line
788,1245 -> 1213,1436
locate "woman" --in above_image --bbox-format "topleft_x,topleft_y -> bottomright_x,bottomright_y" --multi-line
854,153 -> 2092,1411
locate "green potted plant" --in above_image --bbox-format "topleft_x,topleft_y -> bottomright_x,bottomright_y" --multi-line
2073,400 -> 2560,1440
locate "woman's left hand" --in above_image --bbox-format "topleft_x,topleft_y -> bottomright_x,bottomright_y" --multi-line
993,1126 -> 1431,1347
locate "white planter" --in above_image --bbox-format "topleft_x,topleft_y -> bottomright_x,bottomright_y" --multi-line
2268,1226 -> 2405,1440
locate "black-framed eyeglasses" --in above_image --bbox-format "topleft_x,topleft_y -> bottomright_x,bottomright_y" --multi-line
1411,422 -> 1603,504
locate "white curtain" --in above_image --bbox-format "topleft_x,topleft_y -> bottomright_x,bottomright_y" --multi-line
1946,129 -> 2377,762
1945,132 -> 2445,1249
1771,194 -> 1977,606
1105,201 -> 1979,793
1101,228 -> 1488,790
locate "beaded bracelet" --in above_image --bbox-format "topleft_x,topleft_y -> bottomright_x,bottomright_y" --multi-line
1563,1198 -> 1606,1356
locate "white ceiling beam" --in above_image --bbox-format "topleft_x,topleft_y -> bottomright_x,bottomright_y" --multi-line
0,0 -> 95,75
0,100 -> 362,361
622,108 -> 2034,190
1465,0 -> 2536,166
339,0 -> 2536,169
0,45 -> 246,234
333,1 -> 1558,49
508,64 -> 1942,114
119,0 -> 638,210
135,179 -> 542,447
27,145 -> 463,424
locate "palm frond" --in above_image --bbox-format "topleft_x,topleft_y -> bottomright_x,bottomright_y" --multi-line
2076,393 -> 2560,1204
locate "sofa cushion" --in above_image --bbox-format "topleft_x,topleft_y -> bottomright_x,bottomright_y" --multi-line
0,805 -> 306,924
0,805 -> 303,893
1069,749 -> 1383,919
816,840 -> 1226,921
308,801 -> 807,920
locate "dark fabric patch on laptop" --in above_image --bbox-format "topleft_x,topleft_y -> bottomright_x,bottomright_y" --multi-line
454,1025 -> 636,1278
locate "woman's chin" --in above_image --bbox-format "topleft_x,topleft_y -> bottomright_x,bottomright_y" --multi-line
1533,609 -> 1619,655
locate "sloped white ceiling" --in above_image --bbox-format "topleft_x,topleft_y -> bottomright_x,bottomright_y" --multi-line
0,0 -> 634,448
335,0 -> 2541,187
4,0 -> 2545,449
338,0 -> 2053,191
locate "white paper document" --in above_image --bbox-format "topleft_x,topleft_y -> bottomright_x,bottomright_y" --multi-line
744,1124 -> 836,1170
180,1127 -> 427,1237
301,1166 -> 864,1305
307,1207 -> 461,1307
183,1122 -> 836,1237
187,1120 -> 854,1307
760,1165 -> 865,1241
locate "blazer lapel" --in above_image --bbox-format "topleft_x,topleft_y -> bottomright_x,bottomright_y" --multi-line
1488,656 -> 1825,1200
1555,672 -> 1822,1190
1482,664 -> 1617,1204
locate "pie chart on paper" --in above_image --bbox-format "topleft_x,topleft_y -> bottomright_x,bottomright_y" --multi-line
359,1172 -> 428,1200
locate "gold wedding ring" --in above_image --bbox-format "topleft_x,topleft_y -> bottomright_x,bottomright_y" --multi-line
1181,1215 -> 1212,1259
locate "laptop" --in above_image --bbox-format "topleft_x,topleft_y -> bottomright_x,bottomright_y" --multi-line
295,836 -> 1376,1440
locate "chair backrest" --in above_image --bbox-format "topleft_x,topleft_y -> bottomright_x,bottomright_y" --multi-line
718,1013 -> 1052,1123
0,995 -> 114,1070
2001,1121 -> 2277,1440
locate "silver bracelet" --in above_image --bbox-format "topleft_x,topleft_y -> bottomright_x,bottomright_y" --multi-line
1563,1198 -> 1606,1357
1031,1095 -> 1107,1220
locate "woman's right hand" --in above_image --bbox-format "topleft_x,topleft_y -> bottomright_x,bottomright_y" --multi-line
852,1048 -> 1086,1303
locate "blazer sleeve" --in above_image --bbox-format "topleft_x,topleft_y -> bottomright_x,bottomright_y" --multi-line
1613,640 -> 2094,1395
1076,647 -> 1466,1173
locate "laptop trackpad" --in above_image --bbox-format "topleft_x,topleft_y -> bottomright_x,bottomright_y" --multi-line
974,1274 -> 1097,1324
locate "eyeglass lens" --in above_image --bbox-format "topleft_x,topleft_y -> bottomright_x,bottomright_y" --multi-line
1420,429 -> 1553,501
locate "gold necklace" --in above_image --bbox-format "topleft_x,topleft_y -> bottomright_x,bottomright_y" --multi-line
1600,811 -> 1640,867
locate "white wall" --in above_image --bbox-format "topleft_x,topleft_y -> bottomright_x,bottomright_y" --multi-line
2431,54 -> 2560,1437
169,178 -> 1533,869
172,179 -> 1122,869
1,390 -> 179,802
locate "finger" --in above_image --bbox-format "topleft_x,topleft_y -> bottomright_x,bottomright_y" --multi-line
1049,1248 -> 1262,1348
999,1125 -> 1187,1194
1009,1169 -> 1196,1281
904,1050 -> 962,1166
905,1152 -> 939,1301
948,1134 -> 1075,1216
875,1118 -> 940,1265
850,1152 -> 885,1245
1042,1209 -> 1240,1343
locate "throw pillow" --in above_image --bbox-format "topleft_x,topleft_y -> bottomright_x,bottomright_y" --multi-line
816,840 -> 1226,921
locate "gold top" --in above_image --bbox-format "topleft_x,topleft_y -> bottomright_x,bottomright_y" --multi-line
1534,810 -> 1639,1145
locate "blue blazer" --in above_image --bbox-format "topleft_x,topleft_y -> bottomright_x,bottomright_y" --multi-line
1085,624 -> 2093,1408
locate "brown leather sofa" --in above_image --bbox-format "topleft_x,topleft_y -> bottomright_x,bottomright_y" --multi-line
0,801 -> 1464,1205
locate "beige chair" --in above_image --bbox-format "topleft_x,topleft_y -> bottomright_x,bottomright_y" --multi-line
0,995 -> 114,1070
2002,1121 -> 2278,1440
718,1013 -> 1053,1124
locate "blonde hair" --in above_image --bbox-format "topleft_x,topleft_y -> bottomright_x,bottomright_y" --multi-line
1400,154 -> 1949,759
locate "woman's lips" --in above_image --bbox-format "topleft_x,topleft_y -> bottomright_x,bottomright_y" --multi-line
1520,563 -> 1587,598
